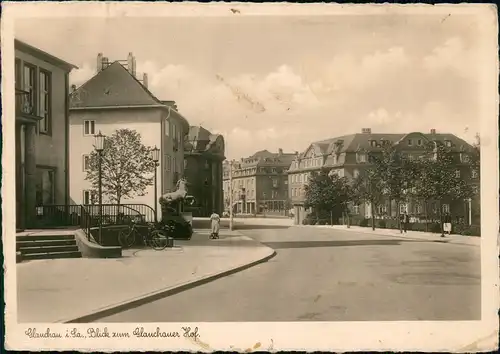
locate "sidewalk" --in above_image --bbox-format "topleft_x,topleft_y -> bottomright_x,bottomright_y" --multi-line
17,232 -> 275,323
296,224 -> 481,247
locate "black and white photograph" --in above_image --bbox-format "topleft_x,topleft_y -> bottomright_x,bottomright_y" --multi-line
2,2 -> 499,352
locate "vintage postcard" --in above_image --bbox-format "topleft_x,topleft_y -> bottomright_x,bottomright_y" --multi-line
2,1 -> 499,352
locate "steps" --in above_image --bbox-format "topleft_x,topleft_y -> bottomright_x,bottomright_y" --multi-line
16,234 -> 82,261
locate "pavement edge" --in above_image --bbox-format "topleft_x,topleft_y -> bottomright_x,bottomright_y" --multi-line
62,244 -> 276,323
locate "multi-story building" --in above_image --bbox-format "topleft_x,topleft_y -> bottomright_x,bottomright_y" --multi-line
69,52 -> 189,220
223,149 -> 295,216
15,39 -> 77,229
183,126 -> 225,216
288,128 -> 480,225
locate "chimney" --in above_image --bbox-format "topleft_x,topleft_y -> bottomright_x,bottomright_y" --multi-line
430,129 -> 436,134
96,53 -> 103,73
71,84 -> 77,93
127,52 -> 136,76
143,73 -> 148,88
278,148 -> 283,156
132,57 -> 137,77
361,128 -> 372,134
102,57 -> 109,70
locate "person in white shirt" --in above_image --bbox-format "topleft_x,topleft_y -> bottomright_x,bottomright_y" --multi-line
210,211 -> 220,239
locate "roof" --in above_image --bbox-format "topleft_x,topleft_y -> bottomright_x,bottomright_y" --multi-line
184,125 -> 224,154
15,39 -> 78,72
70,62 -> 164,108
69,61 -> 190,131
299,132 -> 472,157
235,149 -> 296,169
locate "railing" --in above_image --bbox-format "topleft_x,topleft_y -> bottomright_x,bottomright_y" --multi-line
16,89 -> 38,117
34,204 -> 157,244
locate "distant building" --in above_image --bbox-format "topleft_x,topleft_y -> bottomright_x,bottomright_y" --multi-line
223,149 -> 296,216
289,128 -> 480,225
183,126 -> 225,216
15,39 -> 77,229
69,52 -> 190,220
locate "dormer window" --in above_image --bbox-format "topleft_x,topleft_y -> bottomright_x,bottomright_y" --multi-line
369,140 -> 377,147
472,169 -> 478,179
417,139 -> 423,146
408,139 -> 413,146
445,140 -> 452,147
455,169 -> 461,178
461,153 -> 470,163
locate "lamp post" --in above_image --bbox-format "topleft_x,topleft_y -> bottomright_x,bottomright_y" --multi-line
94,131 -> 105,244
229,160 -> 234,231
151,146 -> 160,223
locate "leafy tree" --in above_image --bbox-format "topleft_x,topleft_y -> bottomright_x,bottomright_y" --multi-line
85,129 -> 156,205
369,146 -> 419,232
412,140 -> 476,234
350,168 -> 384,230
304,168 -> 352,225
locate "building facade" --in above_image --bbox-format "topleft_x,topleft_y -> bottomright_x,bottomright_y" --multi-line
15,40 -> 77,229
289,128 -> 480,225
183,126 -> 225,216
69,53 -> 189,220
223,149 -> 295,216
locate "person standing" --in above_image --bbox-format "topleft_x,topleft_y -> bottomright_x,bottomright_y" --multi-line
402,211 -> 410,233
210,211 -> 220,239
442,211 -> 452,237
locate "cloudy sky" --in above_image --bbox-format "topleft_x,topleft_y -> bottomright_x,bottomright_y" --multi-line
16,14 -> 482,159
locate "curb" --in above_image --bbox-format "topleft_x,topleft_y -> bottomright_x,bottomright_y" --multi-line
62,247 -> 277,323
294,225 -> 479,247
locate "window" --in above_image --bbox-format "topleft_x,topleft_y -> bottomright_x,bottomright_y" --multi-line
472,169 -> 478,179
415,204 -> 422,214
461,153 -> 470,163
408,139 -> 413,146
83,154 -> 91,171
184,158 -> 188,169
377,205 -> 387,214
84,120 -> 96,135
204,160 -> 210,169
399,203 -> 408,214
444,140 -> 452,147
284,180 -> 288,185
172,124 -> 177,141
455,170 -> 461,178
472,185 -> 479,194
83,190 -> 96,205
353,169 -> 360,178
272,178 -> 278,188
417,139 -> 422,146
352,205 -> 359,215
35,167 -> 55,206
272,168 -> 276,173
39,70 -> 51,134
357,153 -> 367,163
442,204 -> 450,213
173,157 -> 177,172
164,155 -> 171,171
23,64 -> 37,115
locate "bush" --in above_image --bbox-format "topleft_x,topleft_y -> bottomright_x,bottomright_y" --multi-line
430,223 -> 442,234
378,220 -> 387,228
359,218 -> 369,227
302,219 -> 310,225
318,219 -> 329,225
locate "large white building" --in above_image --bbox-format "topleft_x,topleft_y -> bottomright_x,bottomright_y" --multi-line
69,53 -> 189,219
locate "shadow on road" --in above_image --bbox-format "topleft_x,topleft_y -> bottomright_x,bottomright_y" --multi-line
262,239 -> 421,249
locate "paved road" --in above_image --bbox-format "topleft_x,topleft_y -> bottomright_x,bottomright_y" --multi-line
96,227 -> 481,322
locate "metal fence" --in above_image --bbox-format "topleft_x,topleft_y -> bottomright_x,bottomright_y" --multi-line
33,203 -> 157,244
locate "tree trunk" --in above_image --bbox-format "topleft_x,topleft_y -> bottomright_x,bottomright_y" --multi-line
424,200 -> 429,233
439,199 -> 444,236
330,210 -> 333,226
371,201 -> 376,231
395,198 -> 402,233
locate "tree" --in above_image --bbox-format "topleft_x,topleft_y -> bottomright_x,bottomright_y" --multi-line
350,168 -> 384,230
85,129 -> 156,205
370,145 -> 418,232
412,140 -> 476,234
304,168 -> 351,225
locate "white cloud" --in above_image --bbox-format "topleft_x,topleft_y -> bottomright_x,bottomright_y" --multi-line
423,37 -> 479,79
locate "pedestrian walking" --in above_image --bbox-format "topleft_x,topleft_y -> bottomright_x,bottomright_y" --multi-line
401,211 -> 410,233
442,212 -> 452,237
210,211 -> 220,239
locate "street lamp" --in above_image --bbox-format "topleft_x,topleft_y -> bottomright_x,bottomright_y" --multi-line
150,146 -> 160,222
94,131 -> 105,244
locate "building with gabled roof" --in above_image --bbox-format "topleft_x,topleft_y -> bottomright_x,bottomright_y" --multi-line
183,126 -> 225,216
69,52 -> 190,219
289,128 -> 479,225
223,149 -> 296,216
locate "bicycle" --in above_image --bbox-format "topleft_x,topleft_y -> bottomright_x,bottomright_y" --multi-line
118,219 -> 173,250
